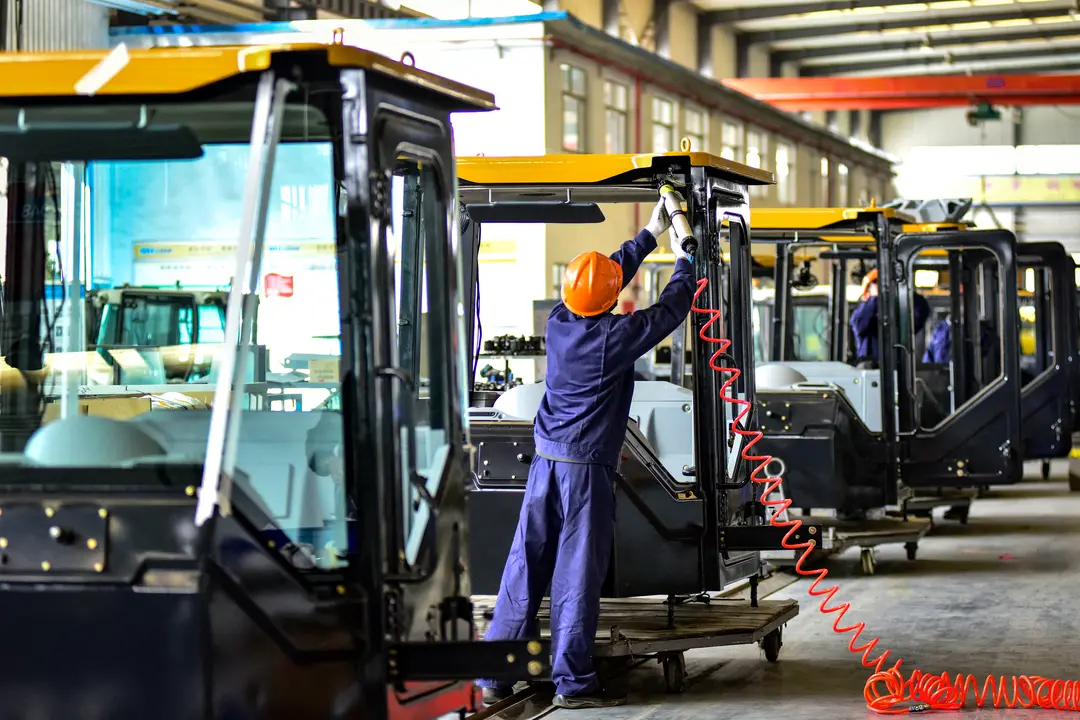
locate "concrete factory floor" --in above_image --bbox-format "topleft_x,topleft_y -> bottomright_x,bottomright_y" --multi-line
574,464 -> 1080,720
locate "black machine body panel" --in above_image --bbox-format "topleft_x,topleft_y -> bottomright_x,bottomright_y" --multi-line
467,415 -> 761,598
0,467 -> 361,720
754,388 -> 890,514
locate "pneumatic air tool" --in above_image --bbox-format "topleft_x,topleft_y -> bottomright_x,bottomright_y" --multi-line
658,183 -> 696,257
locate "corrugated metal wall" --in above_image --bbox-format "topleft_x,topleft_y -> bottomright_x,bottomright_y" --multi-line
4,0 -> 110,52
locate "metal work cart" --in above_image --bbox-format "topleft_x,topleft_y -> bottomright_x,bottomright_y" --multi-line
475,595 -> 799,693
766,515 -> 932,576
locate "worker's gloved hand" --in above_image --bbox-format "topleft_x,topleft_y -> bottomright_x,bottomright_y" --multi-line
670,233 -> 688,261
645,198 -> 671,240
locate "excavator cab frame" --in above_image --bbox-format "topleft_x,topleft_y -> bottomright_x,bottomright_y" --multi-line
750,205 -> 1068,507
454,152 -> 809,598
0,42 -> 542,719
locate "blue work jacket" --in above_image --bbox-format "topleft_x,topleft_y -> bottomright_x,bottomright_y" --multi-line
849,293 -> 930,360
923,318 -> 996,364
534,230 -> 696,467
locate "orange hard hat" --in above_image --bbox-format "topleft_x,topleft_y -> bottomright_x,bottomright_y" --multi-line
562,251 -> 623,317
860,267 -> 879,299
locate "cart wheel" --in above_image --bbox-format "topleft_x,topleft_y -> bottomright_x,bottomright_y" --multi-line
760,628 -> 783,663
1042,460 -> 1052,482
661,652 -> 687,693
957,506 -> 970,525
859,547 -> 876,576
904,542 -> 918,561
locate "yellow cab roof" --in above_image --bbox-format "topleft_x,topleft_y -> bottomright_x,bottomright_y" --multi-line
0,42 -> 495,109
457,152 -> 775,187
751,206 -> 914,231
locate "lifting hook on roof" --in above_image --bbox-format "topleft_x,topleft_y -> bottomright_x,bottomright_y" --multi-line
680,137 -> 691,153
401,51 -> 416,67
332,27 -> 345,45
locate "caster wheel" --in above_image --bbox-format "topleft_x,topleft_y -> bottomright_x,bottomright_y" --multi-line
904,542 -> 918,561
661,652 -> 687,693
859,547 -> 876,576
760,628 -> 783,663
1042,460 -> 1052,482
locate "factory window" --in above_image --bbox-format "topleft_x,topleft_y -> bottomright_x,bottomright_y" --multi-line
197,304 -> 226,344
604,80 -> 629,154
837,162 -> 849,206
776,143 -> 795,205
561,64 -> 587,153
652,96 -> 676,153
746,130 -> 766,197
819,157 -> 830,206
720,122 -> 741,161
684,108 -> 706,151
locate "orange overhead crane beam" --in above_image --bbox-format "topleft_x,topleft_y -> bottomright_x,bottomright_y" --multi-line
723,75 -> 1080,111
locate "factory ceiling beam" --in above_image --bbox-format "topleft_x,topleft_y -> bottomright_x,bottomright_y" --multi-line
774,23 -> 1080,63
740,5 -> 1073,44
702,0 -> 954,24
800,42 -> 1080,76
723,74 -> 1080,110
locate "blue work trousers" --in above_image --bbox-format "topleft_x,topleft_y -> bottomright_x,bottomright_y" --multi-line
478,456 -> 616,697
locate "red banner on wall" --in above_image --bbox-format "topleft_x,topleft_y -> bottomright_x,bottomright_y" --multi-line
264,273 -> 294,298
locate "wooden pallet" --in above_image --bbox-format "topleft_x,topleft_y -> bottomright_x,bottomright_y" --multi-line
473,596 -> 799,657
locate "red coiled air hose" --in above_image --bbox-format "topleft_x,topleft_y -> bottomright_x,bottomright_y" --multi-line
690,278 -> 1080,714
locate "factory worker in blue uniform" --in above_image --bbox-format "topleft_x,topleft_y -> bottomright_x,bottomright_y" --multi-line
477,196 -> 696,710
849,267 -> 930,365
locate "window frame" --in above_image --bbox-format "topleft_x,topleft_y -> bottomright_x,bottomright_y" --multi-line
683,107 -> 706,152
561,64 -> 588,153
651,95 -> 676,153
745,129 -> 766,197
720,121 -> 742,162
603,79 -> 629,154
775,142 -> 795,205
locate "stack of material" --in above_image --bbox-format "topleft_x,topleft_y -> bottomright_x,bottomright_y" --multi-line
147,392 -> 210,411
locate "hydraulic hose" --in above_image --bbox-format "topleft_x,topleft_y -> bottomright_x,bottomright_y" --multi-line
689,278 -> 1080,714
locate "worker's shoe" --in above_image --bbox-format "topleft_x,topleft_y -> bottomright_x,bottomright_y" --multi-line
481,686 -> 514,707
552,689 -> 627,709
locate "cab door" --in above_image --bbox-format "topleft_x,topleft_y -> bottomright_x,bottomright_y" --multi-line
891,230 -> 1023,487
1017,242 -> 1075,460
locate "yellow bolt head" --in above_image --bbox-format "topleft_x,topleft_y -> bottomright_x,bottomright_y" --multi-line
98,509 -> 108,518
527,661 -> 542,676
87,539 -> 98,550
94,563 -> 104,573
527,640 -> 542,656
44,507 -> 55,518
41,561 -> 50,571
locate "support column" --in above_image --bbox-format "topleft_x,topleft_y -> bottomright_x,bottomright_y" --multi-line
602,0 -> 620,36
653,0 -> 671,59
735,34 -> 751,78
697,19 -> 713,77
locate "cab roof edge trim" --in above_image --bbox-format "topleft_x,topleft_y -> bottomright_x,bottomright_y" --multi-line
751,206 -> 917,229
0,43 -> 496,110
108,12 -> 570,37
457,153 -> 775,186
